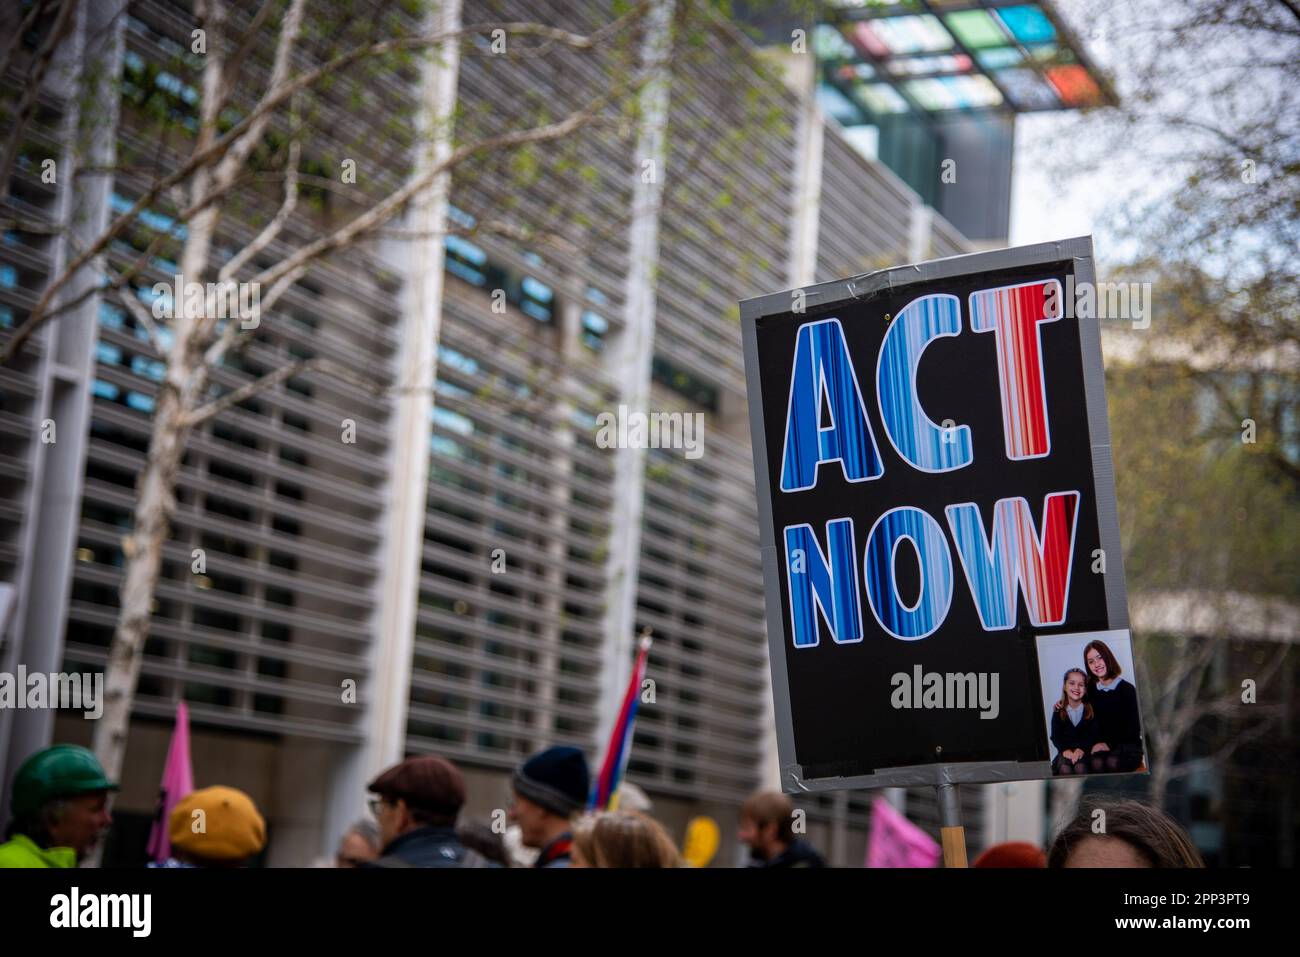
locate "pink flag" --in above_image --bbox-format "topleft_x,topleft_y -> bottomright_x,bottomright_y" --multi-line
865,797 -> 941,868
146,701 -> 194,862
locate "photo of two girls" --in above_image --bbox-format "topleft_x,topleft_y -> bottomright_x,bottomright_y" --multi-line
1042,635 -> 1146,777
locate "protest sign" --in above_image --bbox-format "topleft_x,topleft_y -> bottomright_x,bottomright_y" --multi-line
740,237 -> 1144,793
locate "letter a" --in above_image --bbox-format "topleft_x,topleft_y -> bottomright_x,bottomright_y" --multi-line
780,318 -> 883,492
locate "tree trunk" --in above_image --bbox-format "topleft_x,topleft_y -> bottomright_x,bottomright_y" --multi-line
91,108 -> 219,782
1048,777 -> 1084,837
1147,749 -> 1171,812
90,375 -> 193,783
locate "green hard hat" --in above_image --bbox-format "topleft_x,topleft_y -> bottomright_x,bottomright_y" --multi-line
10,745 -> 119,817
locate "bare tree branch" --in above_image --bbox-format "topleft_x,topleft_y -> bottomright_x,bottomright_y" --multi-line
201,263 -> 303,369
373,217 -> 581,256
26,210 -> 179,332
1207,641 -> 1292,713
207,0 -> 303,201
0,0 -> 52,87
0,0 -> 81,203
0,217 -> 64,235
217,0 -> 279,113
249,100 -> 615,320
185,354 -> 380,427
1149,114 -> 1265,160
1156,631 -> 1220,713
202,93 -> 624,371
1165,704 -> 1288,782
110,282 -> 167,356
0,9 -> 647,365
1162,634 -> 1235,744
193,330 -> 603,432
1277,0 -> 1300,28
218,94 -> 301,281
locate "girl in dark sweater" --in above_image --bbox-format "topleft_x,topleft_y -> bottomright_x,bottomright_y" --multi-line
1051,669 -> 1099,775
1084,639 -> 1145,773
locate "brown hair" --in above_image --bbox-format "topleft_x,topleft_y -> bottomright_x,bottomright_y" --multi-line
1057,668 -> 1094,721
741,790 -> 796,843
1048,799 -> 1204,868
571,811 -> 679,868
1083,639 -> 1123,686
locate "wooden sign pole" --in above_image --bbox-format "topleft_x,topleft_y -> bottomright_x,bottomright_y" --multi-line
936,781 -> 968,868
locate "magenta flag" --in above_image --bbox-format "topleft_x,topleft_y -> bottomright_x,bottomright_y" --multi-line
146,700 -> 194,862
865,797 -> 941,868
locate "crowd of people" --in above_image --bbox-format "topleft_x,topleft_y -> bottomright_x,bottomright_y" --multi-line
0,741 -> 1203,869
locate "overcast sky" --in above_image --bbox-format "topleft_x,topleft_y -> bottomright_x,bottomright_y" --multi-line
1007,0 -> 1286,269
1009,111 -> 1103,247
1008,1 -> 1112,251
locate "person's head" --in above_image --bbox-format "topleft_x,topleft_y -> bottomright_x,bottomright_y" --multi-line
972,841 -> 1047,868
1058,668 -> 1093,719
6,744 -> 117,859
1084,640 -> 1122,685
503,823 -> 539,867
509,745 -> 590,849
1048,799 -> 1204,868
169,786 -> 267,868
738,790 -> 795,859
335,819 -> 381,867
571,811 -> 679,868
615,781 -> 653,815
456,819 -> 511,866
368,755 -> 466,849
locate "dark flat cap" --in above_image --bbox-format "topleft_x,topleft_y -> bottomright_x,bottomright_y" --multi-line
368,756 -> 465,815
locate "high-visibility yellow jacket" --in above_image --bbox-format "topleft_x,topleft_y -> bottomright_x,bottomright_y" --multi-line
0,832 -> 76,868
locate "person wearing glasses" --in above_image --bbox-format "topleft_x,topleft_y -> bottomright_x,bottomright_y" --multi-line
364,755 -> 478,868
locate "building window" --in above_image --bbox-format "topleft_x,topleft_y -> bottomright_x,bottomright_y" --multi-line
581,309 -> 608,352
125,391 -> 155,414
519,275 -> 553,323
95,342 -> 123,366
445,235 -> 487,286
92,379 -> 120,401
651,356 -> 719,412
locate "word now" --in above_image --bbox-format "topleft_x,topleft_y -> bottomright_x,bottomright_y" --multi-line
779,279 -> 1081,646
784,492 -> 1079,644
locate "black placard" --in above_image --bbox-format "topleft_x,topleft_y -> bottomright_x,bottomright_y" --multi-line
741,241 -> 1135,788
